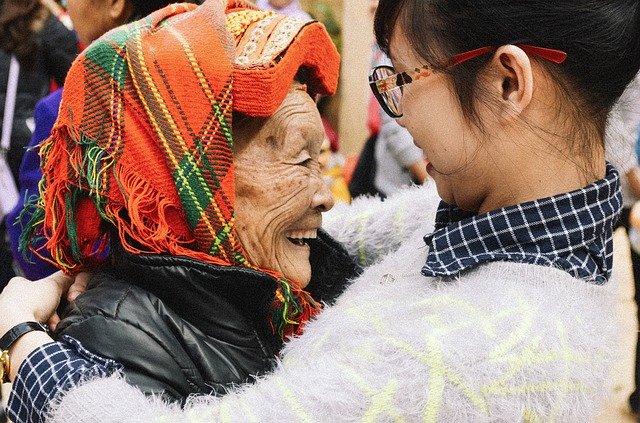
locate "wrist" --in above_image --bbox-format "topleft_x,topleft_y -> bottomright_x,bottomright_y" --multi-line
1,322 -> 50,383
8,331 -> 54,382
0,314 -> 39,339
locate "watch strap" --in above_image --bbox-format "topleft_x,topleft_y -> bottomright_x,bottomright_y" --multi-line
0,322 -> 49,352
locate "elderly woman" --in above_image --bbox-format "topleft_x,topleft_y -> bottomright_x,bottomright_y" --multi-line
1,0 -> 370,417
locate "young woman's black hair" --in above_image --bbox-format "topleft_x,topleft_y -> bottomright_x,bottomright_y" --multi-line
374,0 -> 640,142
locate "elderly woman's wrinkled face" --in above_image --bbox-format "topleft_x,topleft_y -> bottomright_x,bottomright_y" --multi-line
233,87 -> 334,287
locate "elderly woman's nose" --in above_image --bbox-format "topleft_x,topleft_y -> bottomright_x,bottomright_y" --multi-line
313,175 -> 335,212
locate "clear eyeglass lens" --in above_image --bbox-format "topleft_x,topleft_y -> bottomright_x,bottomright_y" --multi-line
374,67 -> 403,116
382,87 -> 402,116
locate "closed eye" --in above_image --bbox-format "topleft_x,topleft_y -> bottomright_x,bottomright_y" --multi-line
292,151 -> 313,167
299,157 -> 314,167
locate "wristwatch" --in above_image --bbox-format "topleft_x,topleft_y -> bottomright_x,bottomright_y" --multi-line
0,322 -> 49,383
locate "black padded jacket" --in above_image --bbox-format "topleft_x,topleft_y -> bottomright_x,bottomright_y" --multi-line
55,230 -> 360,403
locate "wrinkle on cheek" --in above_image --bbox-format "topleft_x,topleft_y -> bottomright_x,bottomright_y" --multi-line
262,180 -> 309,224
276,176 -> 308,197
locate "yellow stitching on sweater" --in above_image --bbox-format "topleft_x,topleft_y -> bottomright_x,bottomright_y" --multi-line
363,379 -> 405,423
343,288 -> 593,419
522,408 -> 545,423
422,336 -> 445,422
481,380 -> 587,396
274,377 -> 314,422
237,397 -> 259,423
337,363 -> 405,423
488,297 -> 536,358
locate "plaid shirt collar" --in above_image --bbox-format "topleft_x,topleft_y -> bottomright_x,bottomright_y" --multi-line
422,163 -> 622,284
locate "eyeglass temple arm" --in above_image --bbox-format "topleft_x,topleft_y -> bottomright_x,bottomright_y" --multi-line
448,44 -> 567,67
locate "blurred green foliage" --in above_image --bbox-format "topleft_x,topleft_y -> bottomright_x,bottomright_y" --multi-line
309,2 -> 342,52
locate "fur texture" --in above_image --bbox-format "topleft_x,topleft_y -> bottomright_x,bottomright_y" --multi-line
49,185 -> 619,422
322,182 -> 441,267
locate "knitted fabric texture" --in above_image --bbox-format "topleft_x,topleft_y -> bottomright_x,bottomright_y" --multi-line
227,2 -> 339,116
22,0 -> 340,338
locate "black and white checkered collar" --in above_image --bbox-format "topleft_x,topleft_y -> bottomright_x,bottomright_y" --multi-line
422,163 -> 622,284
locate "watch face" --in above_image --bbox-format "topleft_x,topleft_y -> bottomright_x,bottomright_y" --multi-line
0,350 -> 8,383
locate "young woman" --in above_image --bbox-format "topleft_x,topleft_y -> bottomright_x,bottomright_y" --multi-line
2,0 -> 639,421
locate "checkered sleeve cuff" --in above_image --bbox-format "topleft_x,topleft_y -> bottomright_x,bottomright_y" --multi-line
7,336 -> 122,423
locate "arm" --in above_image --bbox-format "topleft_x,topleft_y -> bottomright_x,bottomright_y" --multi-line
0,273 -> 73,380
46,265 -> 617,423
0,274 -> 92,422
0,274 -> 120,423
322,183 -> 440,266
8,339 -> 121,423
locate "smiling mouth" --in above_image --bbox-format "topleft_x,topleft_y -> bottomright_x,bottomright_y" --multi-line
286,229 -> 318,246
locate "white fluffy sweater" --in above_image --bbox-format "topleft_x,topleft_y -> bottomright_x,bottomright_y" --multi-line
49,185 -> 619,422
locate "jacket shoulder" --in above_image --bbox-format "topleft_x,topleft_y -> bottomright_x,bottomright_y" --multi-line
57,273 -> 277,402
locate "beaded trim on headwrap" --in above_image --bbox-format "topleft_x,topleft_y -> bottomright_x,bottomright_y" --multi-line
227,0 -> 340,117
21,1 -> 328,339
228,11 -> 310,68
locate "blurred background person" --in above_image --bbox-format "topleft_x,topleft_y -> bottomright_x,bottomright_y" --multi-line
319,132 -> 351,203
608,72 -> 640,416
40,0 -> 73,30
255,0 -> 311,20
317,96 -> 350,203
0,0 -> 77,288
347,0 -> 426,199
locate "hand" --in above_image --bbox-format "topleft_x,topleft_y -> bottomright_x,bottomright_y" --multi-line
0,271 -> 73,336
67,272 -> 92,302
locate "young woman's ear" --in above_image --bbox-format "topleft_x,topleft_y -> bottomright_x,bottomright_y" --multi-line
488,45 -> 534,120
108,0 -> 134,24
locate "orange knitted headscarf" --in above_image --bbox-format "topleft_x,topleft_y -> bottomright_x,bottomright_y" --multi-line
22,0 -> 340,338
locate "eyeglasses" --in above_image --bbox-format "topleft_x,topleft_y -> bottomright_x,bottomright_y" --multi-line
369,44 -> 568,118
